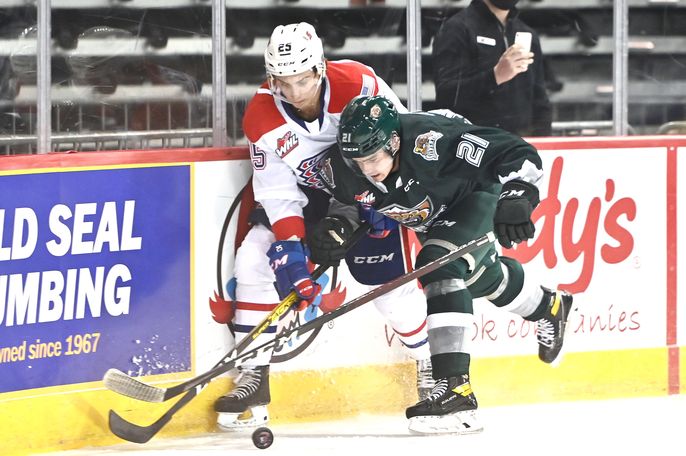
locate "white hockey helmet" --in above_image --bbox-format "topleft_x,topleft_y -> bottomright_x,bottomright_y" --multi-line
264,22 -> 326,78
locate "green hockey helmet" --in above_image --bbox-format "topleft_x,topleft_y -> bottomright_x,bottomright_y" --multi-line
337,95 -> 400,162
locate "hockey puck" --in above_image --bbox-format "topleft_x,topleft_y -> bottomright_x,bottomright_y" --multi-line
252,427 -> 274,449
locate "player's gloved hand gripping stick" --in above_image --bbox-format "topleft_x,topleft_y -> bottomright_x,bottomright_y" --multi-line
105,231 -> 496,444
267,240 -> 322,311
307,216 -> 355,268
307,206 -> 397,269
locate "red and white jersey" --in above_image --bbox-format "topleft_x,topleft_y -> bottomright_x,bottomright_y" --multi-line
242,59 -> 406,241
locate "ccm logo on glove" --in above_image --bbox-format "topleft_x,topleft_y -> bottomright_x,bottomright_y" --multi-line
267,240 -> 322,310
500,188 -> 526,199
493,180 -> 540,249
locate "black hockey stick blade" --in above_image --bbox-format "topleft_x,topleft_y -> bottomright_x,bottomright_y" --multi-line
103,224 -> 370,402
106,231 -> 494,443
108,387 -> 198,444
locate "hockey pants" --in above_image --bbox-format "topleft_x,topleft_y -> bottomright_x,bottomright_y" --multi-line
415,189 -> 544,379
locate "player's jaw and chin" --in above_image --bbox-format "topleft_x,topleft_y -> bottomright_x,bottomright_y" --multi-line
270,70 -> 323,116
355,150 -> 397,182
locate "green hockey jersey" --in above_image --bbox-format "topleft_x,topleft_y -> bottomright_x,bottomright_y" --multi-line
317,110 -> 543,233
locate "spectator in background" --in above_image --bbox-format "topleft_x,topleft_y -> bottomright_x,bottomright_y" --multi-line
432,0 -> 552,136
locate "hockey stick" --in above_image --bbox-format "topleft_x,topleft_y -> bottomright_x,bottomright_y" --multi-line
107,231 -> 495,443
104,223 -> 369,403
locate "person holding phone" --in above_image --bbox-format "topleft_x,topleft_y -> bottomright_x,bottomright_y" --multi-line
432,0 -> 552,136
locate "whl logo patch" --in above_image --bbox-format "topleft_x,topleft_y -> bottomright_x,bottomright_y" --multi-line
276,131 -> 299,158
354,190 -> 376,205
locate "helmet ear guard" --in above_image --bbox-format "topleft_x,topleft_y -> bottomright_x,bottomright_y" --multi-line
337,95 -> 401,170
264,22 -> 326,92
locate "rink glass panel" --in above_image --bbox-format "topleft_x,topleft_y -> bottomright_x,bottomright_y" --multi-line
53,5 -> 211,152
1,4 -> 37,154
420,1 -> 686,136
2,2 -> 685,154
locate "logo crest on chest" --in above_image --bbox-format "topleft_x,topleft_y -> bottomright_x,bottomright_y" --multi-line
317,157 -> 336,189
297,154 -> 327,189
379,196 -> 433,227
379,196 -> 447,232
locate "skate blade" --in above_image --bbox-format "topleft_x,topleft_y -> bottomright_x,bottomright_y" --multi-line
217,406 -> 269,431
549,344 -> 566,367
408,410 -> 483,435
549,296 -> 576,368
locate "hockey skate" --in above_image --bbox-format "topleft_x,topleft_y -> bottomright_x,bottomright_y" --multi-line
537,288 -> 574,365
214,365 -> 271,430
416,359 -> 435,401
405,374 -> 483,435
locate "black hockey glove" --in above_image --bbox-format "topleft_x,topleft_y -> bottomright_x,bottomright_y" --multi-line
493,180 -> 540,249
306,216 -> 355,268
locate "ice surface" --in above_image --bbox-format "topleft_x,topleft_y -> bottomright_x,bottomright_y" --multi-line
48,395 -> 685,456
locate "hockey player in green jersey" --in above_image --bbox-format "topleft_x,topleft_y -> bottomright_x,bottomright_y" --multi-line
308,95 -> 574,434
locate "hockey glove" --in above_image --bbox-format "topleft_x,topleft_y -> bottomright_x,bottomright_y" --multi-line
267,240 -> 322,310
493,180 -> 540,249
307,216 -> 354,268
358,205 -> 398,238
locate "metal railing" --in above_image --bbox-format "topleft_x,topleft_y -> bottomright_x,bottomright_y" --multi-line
0,92 -> 256,154
0,128 -> 213,154
657,121 -> 686,135
551,120 -> 637,136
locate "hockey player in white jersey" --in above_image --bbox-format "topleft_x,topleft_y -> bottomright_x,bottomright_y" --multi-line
214,22 -> 433,430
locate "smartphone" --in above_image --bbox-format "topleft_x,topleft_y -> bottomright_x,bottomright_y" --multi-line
514,31 -> 532,53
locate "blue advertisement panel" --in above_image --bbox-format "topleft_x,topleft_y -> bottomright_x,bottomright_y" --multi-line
0,165 -> 191,393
